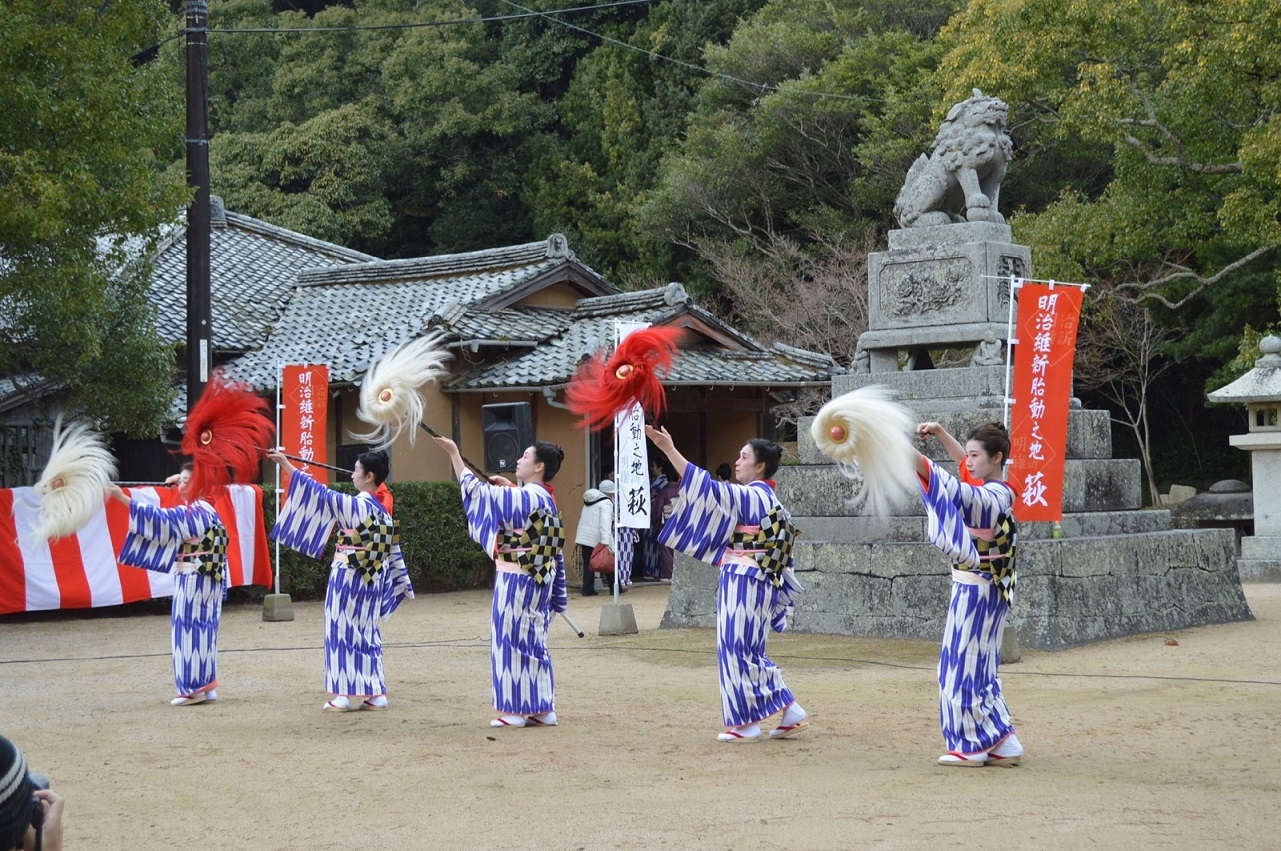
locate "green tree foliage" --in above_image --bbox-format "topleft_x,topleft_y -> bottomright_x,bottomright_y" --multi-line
514,0 -> 767,285
937,0 -> 1281,493
212,100 -> 400,250
639,0 -> 958,325
939,0 -> 1281,351
207,0 -> 550,257
0,0 -> 187,435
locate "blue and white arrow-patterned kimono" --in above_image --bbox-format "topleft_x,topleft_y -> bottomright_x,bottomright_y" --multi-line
458,470 -> 568,717
119,499 -> 226,698
920,459 -> 1017,756
272,473 -> 413,699
659,464 -> 803,727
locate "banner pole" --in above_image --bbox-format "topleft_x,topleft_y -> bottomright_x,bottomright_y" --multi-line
612,320 -> 621,604
261,363 -> 295,621
1002,276 -> 1020,430
274,363 -> 282,597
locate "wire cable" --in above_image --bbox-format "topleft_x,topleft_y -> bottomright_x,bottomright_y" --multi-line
497,0 -> 891,104
4,638 -> 1278,687
207,0 -> 660,35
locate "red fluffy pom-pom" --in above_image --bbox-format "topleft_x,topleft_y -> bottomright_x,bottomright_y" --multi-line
566,326 -> 682,431
181,371 -> 275,500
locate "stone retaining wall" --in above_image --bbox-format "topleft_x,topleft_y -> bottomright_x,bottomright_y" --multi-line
661,528 -> 1253,650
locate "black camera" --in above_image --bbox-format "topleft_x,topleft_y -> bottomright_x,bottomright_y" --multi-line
27,772 -> 49,831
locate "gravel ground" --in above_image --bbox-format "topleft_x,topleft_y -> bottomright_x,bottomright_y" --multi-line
2,581 -> 1278,850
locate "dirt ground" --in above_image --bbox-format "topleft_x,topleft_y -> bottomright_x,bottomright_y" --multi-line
2,580 -> 1279,850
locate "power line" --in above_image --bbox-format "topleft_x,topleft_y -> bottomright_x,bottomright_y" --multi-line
207,0 -> 660,35
187,0 -> 887,106
498,0 -> 891,104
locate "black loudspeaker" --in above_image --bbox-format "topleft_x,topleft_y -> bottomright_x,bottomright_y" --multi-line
482,402 -> 533,472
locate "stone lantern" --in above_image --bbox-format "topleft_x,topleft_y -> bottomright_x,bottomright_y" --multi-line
1208,334 -> 1281,580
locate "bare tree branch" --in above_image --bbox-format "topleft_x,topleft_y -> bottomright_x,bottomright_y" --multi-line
1115,244 -> 1276,309
1074,292 -> 1182,505
696,228 -> 874,370
1117,81 -> 1242,174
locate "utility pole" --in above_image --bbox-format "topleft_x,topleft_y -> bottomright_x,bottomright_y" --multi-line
185,0 -> 212,412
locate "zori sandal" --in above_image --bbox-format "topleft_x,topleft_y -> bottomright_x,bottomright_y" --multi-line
717,725 -> 762,743
490,714 -> 527,728
769,719 -> 810,739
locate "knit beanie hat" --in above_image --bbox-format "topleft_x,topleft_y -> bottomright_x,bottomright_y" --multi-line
0,735 -> 33,851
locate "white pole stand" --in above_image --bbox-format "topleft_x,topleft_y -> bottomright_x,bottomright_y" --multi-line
598,602 -> 637,636
262,593 -> 294,622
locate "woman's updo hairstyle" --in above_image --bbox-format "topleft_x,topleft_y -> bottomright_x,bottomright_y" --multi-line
356,449 -> 390,485
532,441 -> 565,482
747,438 -> 784,479
967,422 -> 1010,465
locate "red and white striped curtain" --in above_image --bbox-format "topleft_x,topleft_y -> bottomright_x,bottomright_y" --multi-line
0,485 -> 271,615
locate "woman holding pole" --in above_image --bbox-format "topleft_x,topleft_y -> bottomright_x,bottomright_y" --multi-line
645,426 -> 807,743
267,449 -> 412,711
431,436 -> 568,729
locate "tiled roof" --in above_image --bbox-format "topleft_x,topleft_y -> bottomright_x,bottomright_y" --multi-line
295,232 -> 574,288
226,235 -> 615,389
0,373 -> 57,415
448,284 -> 837,391
150,201 -> 378,353
436,305 -> 577,346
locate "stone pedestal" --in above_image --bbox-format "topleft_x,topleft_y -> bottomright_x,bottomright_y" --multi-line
1229,432 -> 1281,537
1239,537 -> 1281,581
262,593 -> 294,622
861,223 -> 1029,372
598,603 -> 637,636
1000,621 -> 1021,663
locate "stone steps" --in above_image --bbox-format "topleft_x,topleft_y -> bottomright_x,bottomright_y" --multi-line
790,509 -> 1174,543
799,403 -> 1113,463
775,459 -> 1142,516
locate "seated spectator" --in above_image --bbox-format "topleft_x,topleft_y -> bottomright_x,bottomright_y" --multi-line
0,734 -> 65,851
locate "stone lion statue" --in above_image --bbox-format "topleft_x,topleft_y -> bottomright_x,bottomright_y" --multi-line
893,89 -> 1013,229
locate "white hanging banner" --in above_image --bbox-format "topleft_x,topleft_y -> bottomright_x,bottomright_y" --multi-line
615,401 -> 650,530
613,321 -> 652,530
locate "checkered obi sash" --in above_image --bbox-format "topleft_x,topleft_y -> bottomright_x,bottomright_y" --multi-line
496,507 -> 565,585
335,514 -> 400,586
958,511 -> 1018,605
176,525 -> 229,583
726,506 -> 799,588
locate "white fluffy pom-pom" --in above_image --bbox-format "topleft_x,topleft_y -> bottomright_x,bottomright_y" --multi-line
32,420 -> 117,541
351,331 -> 452,449
810,385 -> 919,516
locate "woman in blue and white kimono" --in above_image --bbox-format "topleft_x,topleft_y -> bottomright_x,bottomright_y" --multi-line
108,465 -> 227,706
914,421 -> 1022,767
645,426 -> 807,743
431,436 -> 568,729
267,449 -> 412,712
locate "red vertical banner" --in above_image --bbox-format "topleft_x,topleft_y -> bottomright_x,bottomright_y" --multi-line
1008,283 -> 1085,522
279,365 -> 330,485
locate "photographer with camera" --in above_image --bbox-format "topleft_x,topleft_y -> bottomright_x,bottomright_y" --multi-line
0,735 -> 65,851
